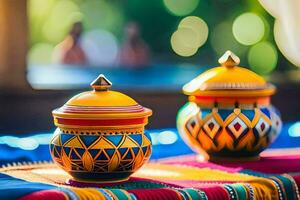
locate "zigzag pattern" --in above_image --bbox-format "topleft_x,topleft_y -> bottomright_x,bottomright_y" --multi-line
50,131 -> 152,174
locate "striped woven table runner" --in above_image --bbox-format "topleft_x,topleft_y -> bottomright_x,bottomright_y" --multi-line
0,148 -> 299,200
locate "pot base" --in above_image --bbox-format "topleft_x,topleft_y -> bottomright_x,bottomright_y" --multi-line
66,173 -> 131,184
66,172 -> 131,185
66,177 -> 129,186
208,155 -> 260,162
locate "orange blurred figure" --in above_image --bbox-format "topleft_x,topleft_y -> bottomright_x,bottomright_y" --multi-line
119,22 -> 150,67
53,22 -> 87,65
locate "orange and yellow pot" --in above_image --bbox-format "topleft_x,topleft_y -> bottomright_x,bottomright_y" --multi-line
177,51 -> 282,161
50,75 -> 152,182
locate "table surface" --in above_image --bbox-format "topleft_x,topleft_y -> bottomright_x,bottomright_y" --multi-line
0,148 -> 299,200
0,125 -> 299,199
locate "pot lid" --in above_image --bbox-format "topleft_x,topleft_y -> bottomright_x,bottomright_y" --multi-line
52,74 -> 152,123
183,51 -> 275,97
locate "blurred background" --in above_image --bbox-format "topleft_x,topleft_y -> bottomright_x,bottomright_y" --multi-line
0,0 -> 299,162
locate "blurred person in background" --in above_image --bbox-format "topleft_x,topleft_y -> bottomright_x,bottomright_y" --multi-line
53,21 -> 87,65
119,22 -> 150,67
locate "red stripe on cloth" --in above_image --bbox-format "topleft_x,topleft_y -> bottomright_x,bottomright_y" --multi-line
129,188 -> 181,200
201,185 -> 231,200
18,190 -> 67,200
159,154 -> 300,174
57,117 -> 146,126
217,156 -> 300,174
163,161 -> 241,173
153,180 -> 237,189
292,175 -> 300,188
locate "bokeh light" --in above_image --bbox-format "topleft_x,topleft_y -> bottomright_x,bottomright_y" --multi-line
28,0 -> 124,65
178,16 -> 208,48
232,13 -> 265,45
28,43 -> 54,64
29,0 -> 55,18
157,131 -> 178,145
149,130 -> 178,145
0,135 -> 41,150
0,136 -> 19,148
210,21 -> 247,57
288,122 -> 300,137
248,41 -> 278,74
163,0 -> 199,16
16,138 -> 40,150
171,16 -> 209,57
44,1 -> 80,42
171,28 -> 198,57
81,29 -> 119,66
80,0 -> 124,33
42,0 -> 80,43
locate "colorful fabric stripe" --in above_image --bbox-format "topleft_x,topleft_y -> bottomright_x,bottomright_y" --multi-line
0,151 -> 299,200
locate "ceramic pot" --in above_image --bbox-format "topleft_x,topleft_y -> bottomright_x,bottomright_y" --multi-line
50,75 -> 152,182
177,51 -> 282,161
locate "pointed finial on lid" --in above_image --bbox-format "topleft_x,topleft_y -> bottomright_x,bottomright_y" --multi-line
218,50 -> 240,68
90,74 -> 112,91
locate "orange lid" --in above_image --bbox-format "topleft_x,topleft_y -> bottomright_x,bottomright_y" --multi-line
52,75 -> 152,128
183,51 -> 275,97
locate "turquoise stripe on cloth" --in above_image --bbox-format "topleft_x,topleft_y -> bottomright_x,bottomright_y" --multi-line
272,175 -> 298,200
241,169 -> 299,200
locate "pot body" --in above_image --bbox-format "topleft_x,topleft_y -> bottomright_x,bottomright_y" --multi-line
50,127 -> 152,182
177,99 -> 282,160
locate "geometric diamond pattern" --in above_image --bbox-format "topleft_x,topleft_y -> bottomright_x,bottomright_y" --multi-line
181,106 -> 281,156
185,115 -> 201,138
270,107 -> 282,135
254,117 -> 271,137
202,117 -> 221,139
50,130 -> 152,174
227,117 -> 248,139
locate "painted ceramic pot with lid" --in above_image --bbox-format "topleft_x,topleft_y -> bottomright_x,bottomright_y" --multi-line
50,74 -> 152,182
177,51 -> 282,161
